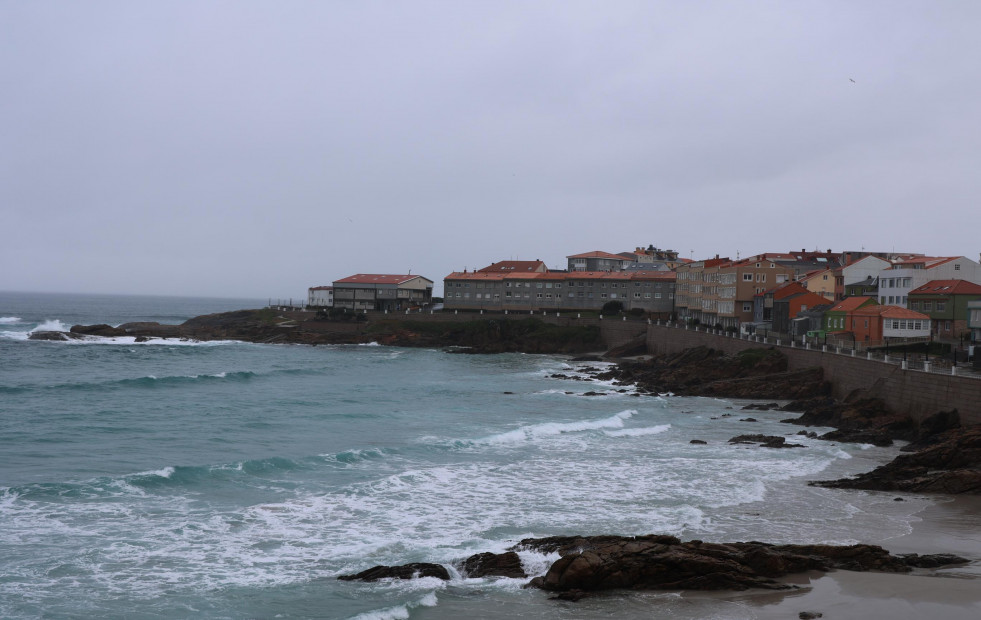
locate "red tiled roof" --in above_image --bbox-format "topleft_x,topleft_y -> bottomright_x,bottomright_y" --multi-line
477,260 -> 546,273
887,256 -> 961,270
828,296 -> 876,312
335,274 -> 431,285
445,271 -> 675,283
444,272 -> 507,281
567,250 -> 627,260
910,280 -> 981,295
879,306 -> 931,320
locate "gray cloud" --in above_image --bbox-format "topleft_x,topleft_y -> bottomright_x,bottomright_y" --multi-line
3,1 -> 979,298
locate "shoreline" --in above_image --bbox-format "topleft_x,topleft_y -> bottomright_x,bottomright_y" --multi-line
692,494 -> 981,619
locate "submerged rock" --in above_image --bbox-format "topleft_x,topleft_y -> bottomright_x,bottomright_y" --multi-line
729,435 -> 805,449
337,562 -> 450,582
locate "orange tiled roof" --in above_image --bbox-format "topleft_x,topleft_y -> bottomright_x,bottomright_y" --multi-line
879,306 -> 931,320
335,274 -> 431,285
477,260 -> 546,273
910,280 -> 981,295
828,296 -> 876,312
567,250 -> 627,260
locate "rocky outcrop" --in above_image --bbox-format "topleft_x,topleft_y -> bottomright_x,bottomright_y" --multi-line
337,562 -> 450,582
729,434 -> 805,449
69,323 -> 127,337
600,347 -> 829,400
461,551 -> 526,578
514,535 -> 965,593
28,331 -> 85,341
812,425 -> 981,494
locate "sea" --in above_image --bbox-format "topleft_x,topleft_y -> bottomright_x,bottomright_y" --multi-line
0,291 -> 938,619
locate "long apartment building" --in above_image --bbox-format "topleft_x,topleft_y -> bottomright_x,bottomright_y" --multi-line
443,268 -> 676,316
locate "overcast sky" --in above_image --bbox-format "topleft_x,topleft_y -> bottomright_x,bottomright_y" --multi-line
2,1 -> 979,299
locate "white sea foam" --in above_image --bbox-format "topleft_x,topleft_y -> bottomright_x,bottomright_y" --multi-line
0,330 -> 29,341
604,424 -> 671,437
0,316 -> 22,324
350,592 -> 438,620
29,319 -> 70,333
479,409 -> 636,445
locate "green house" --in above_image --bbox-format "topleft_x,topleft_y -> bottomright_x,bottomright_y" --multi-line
908,280 -> 981,340
822,296 -> 878,332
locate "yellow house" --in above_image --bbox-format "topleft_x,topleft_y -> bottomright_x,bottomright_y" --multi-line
799,268 -> 836,301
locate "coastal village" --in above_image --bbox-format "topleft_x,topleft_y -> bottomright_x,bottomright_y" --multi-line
307,245 -> 981,355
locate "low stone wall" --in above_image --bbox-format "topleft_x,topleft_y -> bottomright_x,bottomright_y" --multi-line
647,324 -> 981,424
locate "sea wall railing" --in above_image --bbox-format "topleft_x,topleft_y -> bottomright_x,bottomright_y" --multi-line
653,320 -> 980,380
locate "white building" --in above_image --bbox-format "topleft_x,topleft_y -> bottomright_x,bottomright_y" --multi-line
307,286 -> 333,307
877,256 -> 981,308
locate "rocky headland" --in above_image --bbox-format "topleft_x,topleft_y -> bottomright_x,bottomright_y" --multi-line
51,309 -> 605,354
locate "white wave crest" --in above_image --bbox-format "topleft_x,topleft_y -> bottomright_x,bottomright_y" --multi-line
0,330 -> 29,341
0,316 -> 22,324
604,424 -> 671,438
480,410 -> 636,445
29,319 -> 70,333
134,467 -> 175,479
349,591 -> 438,620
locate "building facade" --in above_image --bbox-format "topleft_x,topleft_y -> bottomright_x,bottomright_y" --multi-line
332,274 -> 434,312
908,280 -> 981,341
307,286 -> 333,307
442,269 -> 676,316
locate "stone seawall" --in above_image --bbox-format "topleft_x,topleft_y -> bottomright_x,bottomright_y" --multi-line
647,324 -> 981,425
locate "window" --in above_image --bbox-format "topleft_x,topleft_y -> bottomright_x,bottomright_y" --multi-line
923,302 -> 933,311
743,273 -> 753,281
937,302 -> 946,311
633,292 -> 641,298
645,293 -> 652,299
955,264 -> 961,271
655,293 -> 662,299
506,292 -> 512,298
600,293 -> 608,298
743,302 -> 753,312
536,293 -> 542,299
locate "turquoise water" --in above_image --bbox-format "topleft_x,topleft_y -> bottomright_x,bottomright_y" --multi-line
0,292 -> 932,619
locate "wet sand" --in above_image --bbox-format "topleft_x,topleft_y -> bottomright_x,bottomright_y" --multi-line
708,495 -> 981,619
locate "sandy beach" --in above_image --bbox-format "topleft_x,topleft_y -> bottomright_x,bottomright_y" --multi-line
707,495 -> 981,619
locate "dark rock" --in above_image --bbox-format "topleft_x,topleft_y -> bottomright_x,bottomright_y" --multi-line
461,551 -> 526,578
603,336 -> 648,359
570,355 -> 603,362
811,426 -> 981,494
70,323 -> 126,337
28,331 -> 83,341
799,613 -> 823,619
818,429 -> 893,447
581,391 -> 605,397
337,562 -> 450,582
503,391 -> 514,395
690,439 -> 708,445
739,418 -> 758,422
549,589 -> 588,601
596,347 -> 830,401
894,497 -> 904,501
515,535 -> 920,593
729,435 -> 805,449
743,403 -> 780,411
900,553 -> 969,568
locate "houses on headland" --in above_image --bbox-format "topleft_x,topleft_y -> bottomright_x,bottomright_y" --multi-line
307,245 -> 981,348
